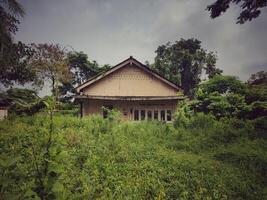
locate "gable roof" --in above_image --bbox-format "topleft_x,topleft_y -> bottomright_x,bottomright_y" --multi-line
76,56 -> 182,93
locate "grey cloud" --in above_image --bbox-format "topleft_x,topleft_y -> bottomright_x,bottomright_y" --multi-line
17,0 -> 267,83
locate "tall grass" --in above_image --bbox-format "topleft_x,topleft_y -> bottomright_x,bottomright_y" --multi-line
0,114 -> 266,199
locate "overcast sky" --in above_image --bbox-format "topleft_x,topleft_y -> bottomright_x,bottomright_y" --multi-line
16,0 -> 267,82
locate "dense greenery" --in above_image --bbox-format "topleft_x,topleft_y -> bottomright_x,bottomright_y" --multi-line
59,51 -> 111,101
192,75 -> 267,119
0,112 -> 266,199
0,0 -> 36,86
152,38 -> 222,96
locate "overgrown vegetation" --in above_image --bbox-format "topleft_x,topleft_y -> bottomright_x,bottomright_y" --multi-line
0,112 -> 266,199
0,1 -> 266,199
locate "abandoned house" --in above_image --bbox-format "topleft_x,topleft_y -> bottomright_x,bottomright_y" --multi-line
75,56 -> 185,121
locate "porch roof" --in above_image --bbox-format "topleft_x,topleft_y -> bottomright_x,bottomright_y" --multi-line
74,95 -> 186,102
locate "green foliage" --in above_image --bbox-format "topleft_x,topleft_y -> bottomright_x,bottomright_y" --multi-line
0,42 -> 36,86
207,0 -> 267,24
29,43 -> 73,99
59,51 -> 111,100
192,75 -> 267,119
0,114 -> 266,199
200,75 -> 245,95
67,51 -> 100,86
0,1 -> 37,87
173,101 -> 191,128
248,71 -> 267,85
153,38 -> 222,96
5,88 -> 45,116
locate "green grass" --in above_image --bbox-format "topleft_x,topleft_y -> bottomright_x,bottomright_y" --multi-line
0,114 -> 266,199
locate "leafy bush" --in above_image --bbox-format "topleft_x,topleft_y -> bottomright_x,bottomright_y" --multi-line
192,75 -> 267,120
187,113 -> 215,130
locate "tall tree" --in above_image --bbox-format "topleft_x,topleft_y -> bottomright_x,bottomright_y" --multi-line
68,51 -> 100,86
153,38 -> 221,97
59,51 -> 111,100
0,41 -> 36,86
0,0 -> 37,87
205,52 -> 223,79
207,0 -> 267,24
29,43 -> 73,100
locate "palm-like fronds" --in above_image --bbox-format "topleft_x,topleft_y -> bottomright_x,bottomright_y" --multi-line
0,0 -> 25,17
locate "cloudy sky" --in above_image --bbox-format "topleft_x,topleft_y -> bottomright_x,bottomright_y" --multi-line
16,0 -> 267,82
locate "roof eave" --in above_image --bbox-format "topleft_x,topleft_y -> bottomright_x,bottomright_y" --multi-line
74,95 -> 186,101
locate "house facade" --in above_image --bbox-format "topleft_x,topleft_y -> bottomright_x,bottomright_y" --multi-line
75,57 -> 184,121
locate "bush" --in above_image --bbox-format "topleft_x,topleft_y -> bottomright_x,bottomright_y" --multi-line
251,116 -> 267,139
187,113 -> 215,130
0,114 -> 266,199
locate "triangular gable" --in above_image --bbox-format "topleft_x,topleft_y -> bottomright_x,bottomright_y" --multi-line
76,56 -> 181,93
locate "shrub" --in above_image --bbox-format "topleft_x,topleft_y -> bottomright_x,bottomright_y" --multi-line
187,113 -> 215,130
0,115 -> 266,199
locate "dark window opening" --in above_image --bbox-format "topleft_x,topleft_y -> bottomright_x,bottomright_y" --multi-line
167,110 -> 172,121
160,110 -> 165,121
102,105 -> 113,118
141,110 -> 145,120
134,110 -> 139,121
154,111 -> 158,120
147,110 -> 152,120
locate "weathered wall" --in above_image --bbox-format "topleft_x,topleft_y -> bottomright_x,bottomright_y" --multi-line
0,109 -> 8,120
82,99 -> 178,121
82,65 -> 178,96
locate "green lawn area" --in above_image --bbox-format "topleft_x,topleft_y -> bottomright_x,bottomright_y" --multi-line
1,114 -> 266,199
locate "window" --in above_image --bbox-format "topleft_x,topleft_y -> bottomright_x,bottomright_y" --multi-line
147,110 -> 152,120
102,105 -> 113,118
154,110 -> 158,120
167,110 -> 172,121
134,110 -> 139,121
160,110 -> 165,121
141,110 -> 145,120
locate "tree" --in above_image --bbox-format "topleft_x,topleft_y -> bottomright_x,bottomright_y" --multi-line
192,75 -> 267,119
153,38 -> 221,97
205,52 -> 223,79
59,51 -> 111,100
6,88 -> 45,115
248,71 -> 267,85
192,75 -> 248,118
0,0 -> 24,44
0,42 -> 36,86
200,75 -> 245,95
29,44 -> 73,100
68,51 -> 100,86
207,0 -> 267,24
0,1 -> 37,86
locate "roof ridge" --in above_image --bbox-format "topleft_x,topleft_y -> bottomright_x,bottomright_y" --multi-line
75,57 -> 182,92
